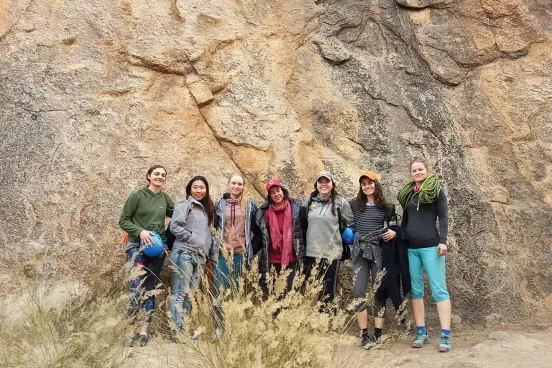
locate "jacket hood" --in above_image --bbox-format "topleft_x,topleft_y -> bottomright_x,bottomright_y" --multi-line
310,194 -> 345,203
139,186 -> 163,197
187,195 -> 205,208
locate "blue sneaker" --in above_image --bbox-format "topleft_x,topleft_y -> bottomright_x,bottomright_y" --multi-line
411,330 -> 429,348
439,333 -> 451,352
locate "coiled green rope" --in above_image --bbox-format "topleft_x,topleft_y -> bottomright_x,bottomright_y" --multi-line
397,175 -> 442,210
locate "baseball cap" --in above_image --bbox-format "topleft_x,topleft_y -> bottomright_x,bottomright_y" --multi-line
315,171 -> 333,181
265,178 -> 283,192
359,171 -> 379,181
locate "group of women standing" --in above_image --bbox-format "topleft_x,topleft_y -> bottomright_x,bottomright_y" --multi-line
118,159 -> 452,353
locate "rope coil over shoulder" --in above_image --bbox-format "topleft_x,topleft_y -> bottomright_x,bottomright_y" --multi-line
397,175 -> 441,210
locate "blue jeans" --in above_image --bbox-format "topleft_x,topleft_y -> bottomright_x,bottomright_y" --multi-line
211,252 -> 243,330
212,252 -> 243,297
408,246 -> 450,302
169,249 -> 206,330
126,245 -> 165,323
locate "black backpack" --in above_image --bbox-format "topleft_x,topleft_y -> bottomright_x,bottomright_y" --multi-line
337,207 -> 351,261
165,225 -> 176,251
165,200 -> 193,251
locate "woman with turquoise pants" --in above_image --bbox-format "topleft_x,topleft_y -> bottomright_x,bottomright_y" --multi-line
398,158 -> 452,353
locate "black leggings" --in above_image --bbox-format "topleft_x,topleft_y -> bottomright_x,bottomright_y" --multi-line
352,257 -> 386,317
259,262 -> 298,298
272,262 -> 298,294
304,257 -> 341,307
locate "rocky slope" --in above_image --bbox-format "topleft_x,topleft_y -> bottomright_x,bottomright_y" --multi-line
1,0 -> 551,324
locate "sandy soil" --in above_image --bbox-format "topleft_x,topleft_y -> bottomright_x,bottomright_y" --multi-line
342,328 -> 552,368
121,327 -> 552,368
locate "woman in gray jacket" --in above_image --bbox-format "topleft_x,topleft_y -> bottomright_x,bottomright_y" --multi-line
169,176 -> 217,332
304,171 -> 353,311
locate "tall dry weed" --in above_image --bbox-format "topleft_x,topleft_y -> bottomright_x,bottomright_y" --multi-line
0,234 -> 409,367
0,278 -> 129,367
0,238 -> 129,368
166,256 -> 352,368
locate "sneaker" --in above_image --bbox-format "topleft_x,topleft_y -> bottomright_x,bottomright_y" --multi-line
439,333 -> 451,352
361,334 -> 380,349
138,334 -> 149,347
212,328 -> 224,341
190,330 -> 202,340
411,331 -> 429,348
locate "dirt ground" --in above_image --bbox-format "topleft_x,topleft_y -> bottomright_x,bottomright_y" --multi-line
340,327 -> 552,368
121,326 -> 552,368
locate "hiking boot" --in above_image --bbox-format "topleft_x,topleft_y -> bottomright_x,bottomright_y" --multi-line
167,330 -> 180,343
361,334 -> 380,349
138,334 -> 149,347
124,333 -> 138,347
411,331 -> 429,348
439,333 -> 451,352
168,329 -> 196,344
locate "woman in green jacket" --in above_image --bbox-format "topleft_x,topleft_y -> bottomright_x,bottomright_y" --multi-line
119,165 -> 174,347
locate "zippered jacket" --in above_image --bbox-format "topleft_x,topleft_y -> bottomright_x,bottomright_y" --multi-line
213,195 -> 258,266
304,195 -> 354,260
170,196 -> 217,262
252,198 -> 306,275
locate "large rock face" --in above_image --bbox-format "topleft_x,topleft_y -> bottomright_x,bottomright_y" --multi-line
1,0 -> 551,324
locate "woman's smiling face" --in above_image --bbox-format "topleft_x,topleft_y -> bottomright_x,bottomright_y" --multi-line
191,180 -> 207,201
316,177 -> 333,197
228,175 -> 244,198
410,162 -> 428,184
269,186 -> 285,206
360,177 -> 375,197
148,168 -> 167,188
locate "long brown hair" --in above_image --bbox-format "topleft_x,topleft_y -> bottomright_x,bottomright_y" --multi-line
186,176 -> 214,225
355,179 -> 389,211
266,187 -> 290,204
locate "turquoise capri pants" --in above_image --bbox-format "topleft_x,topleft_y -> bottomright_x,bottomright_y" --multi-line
408,246 -> 450,302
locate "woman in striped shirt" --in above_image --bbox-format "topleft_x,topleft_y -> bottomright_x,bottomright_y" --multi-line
349,171 -> 397,349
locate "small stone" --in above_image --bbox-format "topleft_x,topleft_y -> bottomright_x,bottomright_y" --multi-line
397,0 -> 452,9
313,36 -> 351,65
187,79 -> 214,107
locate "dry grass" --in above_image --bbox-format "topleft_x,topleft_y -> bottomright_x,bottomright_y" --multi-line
0,238 -> 410,368
0,240 -> 128,368
179,259 -> 352,368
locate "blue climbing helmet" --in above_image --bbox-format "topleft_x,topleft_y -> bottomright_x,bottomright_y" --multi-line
141,231 -> 164,257
342,226 -> 356,246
